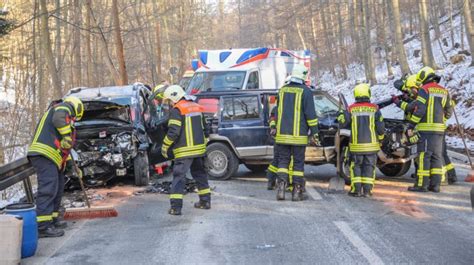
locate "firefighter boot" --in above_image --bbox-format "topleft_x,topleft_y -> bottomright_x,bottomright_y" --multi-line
267,177 -> 276,190
447,170 -> 457,184
276,179 -> 287,201
52,218 -> 67,229
168,208 -> 182,216
429,175 -> 441,193
39,225 -> 65,238
348,183 -> 362,197
291,184 -> 306,201
362,184 -> 373,197
408,176 -> 429,192
194,200 -> 211,210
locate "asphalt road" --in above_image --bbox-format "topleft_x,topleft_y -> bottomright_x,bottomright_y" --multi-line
25,163 -> 473,265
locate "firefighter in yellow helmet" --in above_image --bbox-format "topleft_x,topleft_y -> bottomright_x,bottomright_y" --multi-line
161,85 -> 210,215
27,96 -> 83,237
392,74 -> 421,121
338,84 -> 385,197
275,64 -> 319,201
407,67 -> 453,192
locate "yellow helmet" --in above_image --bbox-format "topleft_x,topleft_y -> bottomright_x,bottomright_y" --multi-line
353,83 -> 371,99
153,84 -> 167,99
63,96 -> 84,120
404,74 -> 420,90
416,66 -> 435,83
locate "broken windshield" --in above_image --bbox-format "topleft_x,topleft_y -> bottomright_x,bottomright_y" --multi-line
186,71 -> 246,94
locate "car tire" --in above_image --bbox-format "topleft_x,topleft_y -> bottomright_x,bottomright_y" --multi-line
378,161 -> 411,177
244,164 -> 268,173
338,145 -> 352,185
206,142 -> 239,180
134,151 -> 150,186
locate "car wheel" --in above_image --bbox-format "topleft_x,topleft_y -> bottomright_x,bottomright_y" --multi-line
378,161 -> 411,177
339,145 -> 352,185
244,164 -> 268,173
134,151 -> 150,186
206,142 -> 239,180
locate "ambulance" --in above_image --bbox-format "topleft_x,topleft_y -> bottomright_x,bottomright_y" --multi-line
186,48 -> 311,94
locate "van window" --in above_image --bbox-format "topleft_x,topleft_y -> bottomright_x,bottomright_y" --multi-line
222,96 -> 260,121
187,71 -> 246,94
246,71 -> 259,89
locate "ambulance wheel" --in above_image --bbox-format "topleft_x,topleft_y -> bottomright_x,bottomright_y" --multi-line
244,164 -> 268,173
378,161 -> 411,177
134,151 -> 150,186
206,142 -> 238,180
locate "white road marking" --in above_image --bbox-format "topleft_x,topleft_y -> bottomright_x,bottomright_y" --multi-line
334,221 -> 384,265
305,182 -> 322,200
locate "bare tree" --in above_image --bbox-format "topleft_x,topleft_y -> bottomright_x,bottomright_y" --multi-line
419,0 -> 438,68
463,0 -> 474,65
112,0 -> 128,85
39,0 -> 62,99
389,0 -> 410,74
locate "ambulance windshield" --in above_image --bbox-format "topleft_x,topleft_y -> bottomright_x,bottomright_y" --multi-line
187,71 -> 246,94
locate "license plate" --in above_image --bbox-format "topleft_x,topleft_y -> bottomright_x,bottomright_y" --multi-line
410,145 -> 417,155
116,168 -> 126,176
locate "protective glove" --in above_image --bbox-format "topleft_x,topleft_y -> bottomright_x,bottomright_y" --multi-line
60,136 -> 73,150
337,111 -> 345,124
391,95 -> 400,105
393,79 -> 405,91
161,145 -> 169,159
270,128 -> 276,137
408,133 -> 420,144
311,133 -> 321,146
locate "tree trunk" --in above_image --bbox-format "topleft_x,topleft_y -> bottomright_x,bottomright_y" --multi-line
321,1 -> 335,76
54,0 -> 61,75
419,0 -> 438,68
85,0 -> 95,87
290,0 -> 307,50
463,0 -> 474,65
360,0 -> 376,84
337,2 -> 348,79
86,0 -> 121,85
72,0 -> 81,87
389,0 -> 411,74
112,0 -> 128,85
39,0 -> 62,99
350,0 -> 363,63
450,0 -> 455,48
152,1 -> 163,81
381,0 -> 393,78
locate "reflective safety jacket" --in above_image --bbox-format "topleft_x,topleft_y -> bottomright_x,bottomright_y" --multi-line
339,101 -> 385,154
27,103 -> 76,169
163,99 -> 208,159
396,97 -> 417,121
409,82 -> 453,134
275,83 -> 318,146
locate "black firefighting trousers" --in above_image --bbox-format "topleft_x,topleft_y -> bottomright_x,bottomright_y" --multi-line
276,145 -> 305,186
416,133 -> 444,189
349,153 -> 377,194
29,156 -> 64,229
170,157 -> 210,209
442,134 -> 456,182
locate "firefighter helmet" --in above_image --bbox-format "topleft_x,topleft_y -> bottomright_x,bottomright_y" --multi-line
63,96 -> 84,121
404,74 -> 420,90
416,66 -> 436,84
163,85 -> 186,103
290,64 -> 308,82
153,84 -> 167,99
353,83 -> 371,99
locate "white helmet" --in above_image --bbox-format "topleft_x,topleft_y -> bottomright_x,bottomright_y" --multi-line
290,64 -> 308,82
163,85 -> 186,103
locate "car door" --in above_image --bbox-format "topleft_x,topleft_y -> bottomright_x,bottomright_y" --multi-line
144,92 -> 170,164
218,94 -> 269,157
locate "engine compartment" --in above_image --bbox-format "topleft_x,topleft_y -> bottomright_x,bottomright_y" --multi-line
381,119 -> 416,159
74,131 -> 139,186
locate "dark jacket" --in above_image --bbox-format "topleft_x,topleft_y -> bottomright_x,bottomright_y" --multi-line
409,82 -> 453,134
163,99 -> 208,159
339,100 -> 385,154
27,102 -> 76,169
275,83 -> 318,146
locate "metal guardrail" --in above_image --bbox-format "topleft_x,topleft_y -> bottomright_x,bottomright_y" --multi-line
0,157 -> 35,203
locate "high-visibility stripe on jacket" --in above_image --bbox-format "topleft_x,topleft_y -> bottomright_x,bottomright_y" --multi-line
340,101 -> 385,154
163,99 -> 208,159
409,82 -> 453,134
27,103 -> 75,169
275,83 -> 318,146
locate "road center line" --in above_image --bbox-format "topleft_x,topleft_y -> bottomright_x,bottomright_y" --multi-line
333,221 -> 384,265
305,182 -> 322,200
